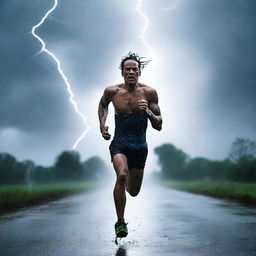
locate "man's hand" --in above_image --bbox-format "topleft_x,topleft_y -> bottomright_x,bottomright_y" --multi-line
138,99 -> 149,113
101,125 -> 111,140
138,99 -> 153,116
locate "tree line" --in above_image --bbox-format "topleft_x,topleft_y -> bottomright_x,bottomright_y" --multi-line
0,151 -> 109,185
154,138 -> 256,182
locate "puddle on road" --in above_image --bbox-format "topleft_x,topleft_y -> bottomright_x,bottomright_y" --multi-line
216,201 -> 256,217
112,237 -> 139,256
114,237 -> 139,246
115,246 -> 127,256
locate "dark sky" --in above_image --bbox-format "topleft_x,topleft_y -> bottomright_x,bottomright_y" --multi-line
0,0 -> 255,166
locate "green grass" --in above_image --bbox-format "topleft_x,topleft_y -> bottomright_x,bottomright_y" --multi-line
0,182 -> 95,214
163,181 -> 256,204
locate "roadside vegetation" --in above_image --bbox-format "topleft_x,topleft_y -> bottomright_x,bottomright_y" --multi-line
0,182 -> 95,214
154,138 -> 256,204
163,181 -> 256,204
0,151 -> 110,214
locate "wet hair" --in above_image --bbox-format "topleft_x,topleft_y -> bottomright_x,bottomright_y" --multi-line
119,52 -> 151,71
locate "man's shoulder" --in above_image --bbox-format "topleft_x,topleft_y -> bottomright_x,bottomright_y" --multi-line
139,83 -> 157,94
105,83 -> 124,91
104,84 -> 122,95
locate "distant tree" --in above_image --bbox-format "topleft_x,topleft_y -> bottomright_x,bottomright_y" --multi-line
229,138 -> 256,162
0,153 -> 26,185
230,156 -> 256,182
54,151 -> 83,181
82,156 -> 109,180
185,157 -> 212,180
154,143 -> 189,179
32,165 -> 57,184
213,159 -> 234,181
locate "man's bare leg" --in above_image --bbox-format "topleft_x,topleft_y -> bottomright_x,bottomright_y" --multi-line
126,169 -> 144,197
113,154 -> 129,220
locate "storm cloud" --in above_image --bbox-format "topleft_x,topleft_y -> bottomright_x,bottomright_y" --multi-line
0,0 -> 255,165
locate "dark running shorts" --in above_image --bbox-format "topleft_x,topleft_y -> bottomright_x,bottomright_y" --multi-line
109,141 -> 148,170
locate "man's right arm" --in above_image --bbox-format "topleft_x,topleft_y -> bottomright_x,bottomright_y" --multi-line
98,87 -> 114,140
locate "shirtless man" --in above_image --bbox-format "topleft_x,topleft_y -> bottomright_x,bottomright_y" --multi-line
98,52 -> 162,238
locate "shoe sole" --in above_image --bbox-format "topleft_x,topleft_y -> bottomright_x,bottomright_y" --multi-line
116,231 -> 128,238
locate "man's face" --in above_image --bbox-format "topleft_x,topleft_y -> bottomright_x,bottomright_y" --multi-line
122,60 -> 141,86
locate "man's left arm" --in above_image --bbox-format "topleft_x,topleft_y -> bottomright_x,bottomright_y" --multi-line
138,89 -> 162,131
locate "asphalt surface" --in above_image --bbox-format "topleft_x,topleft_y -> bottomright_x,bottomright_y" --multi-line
0,183 -> 256,256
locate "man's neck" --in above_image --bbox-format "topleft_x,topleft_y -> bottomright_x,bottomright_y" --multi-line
124,82 -> 138,92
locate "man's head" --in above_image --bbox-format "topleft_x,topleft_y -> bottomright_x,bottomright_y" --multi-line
119,52 -> 150,71
120,52 -> 150,86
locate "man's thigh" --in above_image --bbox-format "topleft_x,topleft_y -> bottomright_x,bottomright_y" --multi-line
126,168 -> 144,196
113,154 -> 129,175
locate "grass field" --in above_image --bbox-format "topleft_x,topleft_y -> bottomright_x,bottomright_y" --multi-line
0,182 -> 95,214
163,181 -> 256,204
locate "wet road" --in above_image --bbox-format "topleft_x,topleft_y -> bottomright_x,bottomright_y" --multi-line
0,184 -> 256,256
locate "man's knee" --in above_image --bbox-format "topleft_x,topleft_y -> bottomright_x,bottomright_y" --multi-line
117,171 -> 128,184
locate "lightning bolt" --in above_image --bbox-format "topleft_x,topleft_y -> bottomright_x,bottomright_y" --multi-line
164,0 -> 181,10
136,0 -> 180,58
31,0 -> 89,149
136,0 -> 181,53
136,0 -> 156,59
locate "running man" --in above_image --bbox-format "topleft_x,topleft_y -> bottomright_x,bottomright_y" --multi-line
98,52 -> 162,238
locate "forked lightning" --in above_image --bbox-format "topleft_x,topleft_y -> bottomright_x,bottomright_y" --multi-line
31,0 -> 89,149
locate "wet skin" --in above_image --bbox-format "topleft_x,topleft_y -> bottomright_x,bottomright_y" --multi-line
98,59 -> 162,221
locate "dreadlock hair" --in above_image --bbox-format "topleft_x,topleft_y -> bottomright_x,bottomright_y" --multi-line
119,52 -> 151,71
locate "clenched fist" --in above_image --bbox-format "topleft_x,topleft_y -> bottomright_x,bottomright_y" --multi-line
101,125 -> 111,140
138,99 -> 148,112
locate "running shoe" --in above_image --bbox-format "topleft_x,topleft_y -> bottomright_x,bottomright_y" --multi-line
115,220 -> 128,238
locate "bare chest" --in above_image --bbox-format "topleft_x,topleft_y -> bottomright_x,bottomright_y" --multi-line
112,90 -> 147,114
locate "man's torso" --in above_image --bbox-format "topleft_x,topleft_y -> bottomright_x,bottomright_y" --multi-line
109,83 -> 152,115
108,83 -> 152,149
